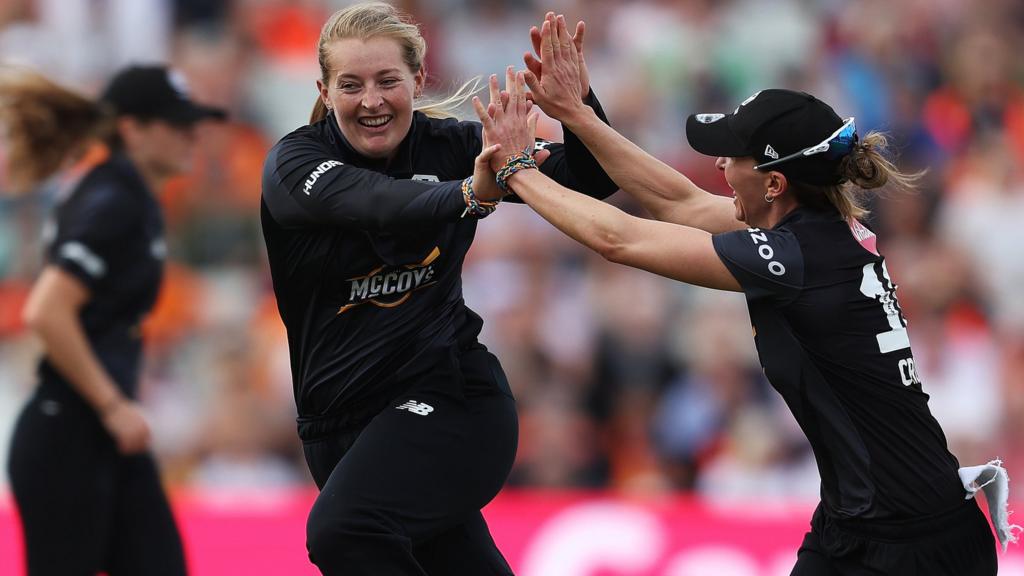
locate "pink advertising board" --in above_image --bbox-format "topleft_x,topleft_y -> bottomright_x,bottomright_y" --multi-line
2,490 -> 1021,575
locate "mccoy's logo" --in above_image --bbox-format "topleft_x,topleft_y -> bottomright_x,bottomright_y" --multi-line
337,247 -> 440,315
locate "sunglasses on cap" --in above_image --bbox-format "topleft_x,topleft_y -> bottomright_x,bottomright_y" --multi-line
754,117 -> 857,171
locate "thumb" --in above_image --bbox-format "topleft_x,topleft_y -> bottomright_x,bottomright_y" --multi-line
527,109 -> 540,141
530,25 -> 542,55
524,52 -> 542,77
534,148 -> 552,166
573,20 -> 586,55
477,143 -> 502,164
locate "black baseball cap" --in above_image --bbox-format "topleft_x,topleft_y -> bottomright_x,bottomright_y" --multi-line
100,65 -> 227,125
686,89 -> 854,185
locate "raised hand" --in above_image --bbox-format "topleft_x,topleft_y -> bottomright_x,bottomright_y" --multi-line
522,13 -> 587,124
524,12 -> 589,124
525,12 -> 589,98
472,66 -> 540,174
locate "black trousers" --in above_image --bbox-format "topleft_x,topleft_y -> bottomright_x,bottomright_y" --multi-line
300,348 -> 519,576
6,383 -> 186,576
791,500 -> 997,575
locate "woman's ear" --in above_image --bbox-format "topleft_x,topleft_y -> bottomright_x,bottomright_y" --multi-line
116,116 -> 142,147
767,170 -> 788,200
316,79 -> 331,109
413,68 -> 425,99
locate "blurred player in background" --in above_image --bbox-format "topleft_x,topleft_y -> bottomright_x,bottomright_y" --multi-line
1,64 -> 224,575
259,2 -> 616,574
474,12 -> 1005,575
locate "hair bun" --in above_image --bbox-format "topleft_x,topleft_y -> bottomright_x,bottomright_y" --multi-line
840,136 -> 888,189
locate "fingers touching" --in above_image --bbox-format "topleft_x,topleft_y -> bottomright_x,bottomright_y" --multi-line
473,70 -> 534,149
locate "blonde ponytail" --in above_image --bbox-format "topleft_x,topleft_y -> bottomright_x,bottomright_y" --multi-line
310,98 -> 329,125
791,131 -> 925,221
415,78 -> 483,120
839,132 -> 921,192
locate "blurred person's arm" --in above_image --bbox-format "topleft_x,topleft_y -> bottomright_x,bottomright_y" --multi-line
525,13 -> 741,234
22,266 -> 151,454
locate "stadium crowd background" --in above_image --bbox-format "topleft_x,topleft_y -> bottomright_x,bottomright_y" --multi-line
1,0 -> 1023,501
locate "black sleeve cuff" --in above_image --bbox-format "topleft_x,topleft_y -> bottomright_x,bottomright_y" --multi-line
561,89 -> 618,200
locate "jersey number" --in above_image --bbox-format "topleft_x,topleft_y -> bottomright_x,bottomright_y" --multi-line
859,262 -> 910,353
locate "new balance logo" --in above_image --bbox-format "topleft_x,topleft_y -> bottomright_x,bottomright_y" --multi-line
396,400 -> 434,416
764,144 -> 779,159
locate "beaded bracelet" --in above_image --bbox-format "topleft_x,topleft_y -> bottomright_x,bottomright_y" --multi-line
495,147 -> 538,194
461,176 -> 499,219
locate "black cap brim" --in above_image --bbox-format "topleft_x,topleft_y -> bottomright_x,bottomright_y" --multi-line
685,113 -> 749,158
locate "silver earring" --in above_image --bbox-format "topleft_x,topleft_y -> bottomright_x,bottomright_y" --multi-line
764,192 -> 774,204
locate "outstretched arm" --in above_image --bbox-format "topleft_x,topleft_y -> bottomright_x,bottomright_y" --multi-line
507,169 -> 739,290
475,69 -> 740,292
262,130 -> 507,230
524,13 -> 741,234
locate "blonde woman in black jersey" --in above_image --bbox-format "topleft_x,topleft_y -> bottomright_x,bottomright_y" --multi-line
260,3 -> 617,574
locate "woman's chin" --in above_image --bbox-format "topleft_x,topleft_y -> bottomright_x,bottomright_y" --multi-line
734,200 -> 745,223
343,127 -> 398,159
355,141 -> 396,160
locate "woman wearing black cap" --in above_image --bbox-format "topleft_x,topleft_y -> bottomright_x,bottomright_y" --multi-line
1,65 -> 224,575
473,13 -> 1010,575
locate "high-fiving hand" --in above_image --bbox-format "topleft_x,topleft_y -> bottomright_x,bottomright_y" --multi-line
472,13 -> 586,203
522,13 -> 588,123
472,66 -> 542,177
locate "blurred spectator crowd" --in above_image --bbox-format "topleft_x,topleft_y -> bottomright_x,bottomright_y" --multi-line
2,0 -> 1024,500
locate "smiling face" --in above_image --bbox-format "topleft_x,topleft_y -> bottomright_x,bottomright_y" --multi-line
317,36 -> 424,161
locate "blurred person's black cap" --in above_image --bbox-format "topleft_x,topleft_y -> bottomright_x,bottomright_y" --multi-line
100,65 -> 227,125
686,89 -> 855,186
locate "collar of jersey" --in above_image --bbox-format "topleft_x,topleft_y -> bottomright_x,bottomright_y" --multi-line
108,151 -> 153,199
774,205 -> 844,230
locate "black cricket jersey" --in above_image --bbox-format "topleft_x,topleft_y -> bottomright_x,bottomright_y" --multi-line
261,94 -> 618,423
40,153 -> 165,398
712,206 -> 965,521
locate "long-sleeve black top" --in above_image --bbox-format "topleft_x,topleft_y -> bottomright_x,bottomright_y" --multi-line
713,207 -> 964,521
261,94 -> 618,424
